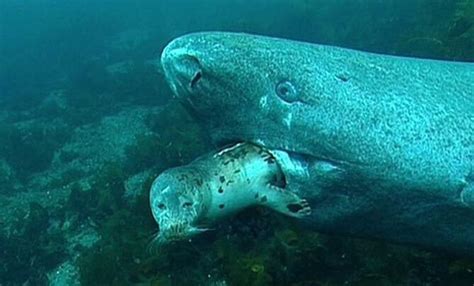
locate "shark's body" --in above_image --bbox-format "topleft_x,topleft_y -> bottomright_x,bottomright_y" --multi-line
160,32 -> 474,255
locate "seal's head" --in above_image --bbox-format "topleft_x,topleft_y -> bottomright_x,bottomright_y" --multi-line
149,169 -> 208,244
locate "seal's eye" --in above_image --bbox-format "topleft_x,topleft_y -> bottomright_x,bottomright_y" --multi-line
275,80 -> 298,103
158,203 -> 166,210
182,202 -> 193,208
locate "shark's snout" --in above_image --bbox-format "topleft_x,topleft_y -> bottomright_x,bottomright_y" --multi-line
161,42 -> 203,97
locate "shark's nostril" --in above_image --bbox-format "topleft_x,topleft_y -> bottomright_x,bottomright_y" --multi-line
190,71 -> 202,88
161,48 -> 203,96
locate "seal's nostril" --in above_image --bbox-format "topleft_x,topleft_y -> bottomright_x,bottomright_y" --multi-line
182,202 -> 193,208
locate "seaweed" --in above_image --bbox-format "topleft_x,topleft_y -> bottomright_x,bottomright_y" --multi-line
66,161 -> 127,221
76,172 -> 159,285
125,101 -> 209,174
125,132 -> 163,173
0,203 -> 66,285
397,0 -> 474,60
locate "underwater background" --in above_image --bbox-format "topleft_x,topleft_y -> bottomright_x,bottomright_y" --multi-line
1,0 -> 473,285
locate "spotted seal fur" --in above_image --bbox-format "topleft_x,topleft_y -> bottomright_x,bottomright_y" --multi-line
149,142 -> 311,243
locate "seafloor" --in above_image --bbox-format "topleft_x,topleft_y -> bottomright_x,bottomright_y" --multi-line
1,0 -> 474,285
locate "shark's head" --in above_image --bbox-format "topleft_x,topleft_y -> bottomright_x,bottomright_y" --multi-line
160,32 -> 344,155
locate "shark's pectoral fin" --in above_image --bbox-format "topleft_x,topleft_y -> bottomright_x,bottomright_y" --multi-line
460,181 -> 474,208
258,185 -> 311,218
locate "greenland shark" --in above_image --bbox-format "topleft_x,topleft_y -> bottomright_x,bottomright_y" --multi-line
159,32 -> 474,255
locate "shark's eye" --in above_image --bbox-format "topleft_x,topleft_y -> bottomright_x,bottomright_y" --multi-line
275,80 -> 298,103
182,202 -> 193,208
157,203 -> 166,210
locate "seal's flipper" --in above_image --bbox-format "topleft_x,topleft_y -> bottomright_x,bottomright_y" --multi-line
258,185 -> 311,218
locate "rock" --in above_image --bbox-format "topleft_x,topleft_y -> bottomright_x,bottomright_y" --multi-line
39,89 -> 68,114
124,169 -> 155,202
0,159 -> 14,185
48,260 -> 80,286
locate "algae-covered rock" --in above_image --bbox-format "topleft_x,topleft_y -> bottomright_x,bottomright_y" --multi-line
38,89 -> 69,117
124,169 -> 155,202
0,159 -> 18,194
0,119 -> 71,178
0,202 -> 67,285
125,101 -> 209,173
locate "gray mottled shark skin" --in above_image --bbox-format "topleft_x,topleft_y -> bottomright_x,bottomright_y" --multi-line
160,32 -> 474,255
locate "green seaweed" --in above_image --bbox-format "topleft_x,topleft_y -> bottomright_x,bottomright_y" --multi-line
125,101 -> 208,174
0,202 -> 66,285
397,0 -> 474,60
66,161 -> 126,221
76,170 -> 159,285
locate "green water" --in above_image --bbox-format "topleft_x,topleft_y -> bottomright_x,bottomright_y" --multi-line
0,0 -> 473,285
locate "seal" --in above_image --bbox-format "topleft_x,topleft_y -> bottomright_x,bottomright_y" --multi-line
160,32 -> 474,254
149,142 -> 311,244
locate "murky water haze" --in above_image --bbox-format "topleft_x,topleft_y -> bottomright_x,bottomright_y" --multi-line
0,0 -> 473,285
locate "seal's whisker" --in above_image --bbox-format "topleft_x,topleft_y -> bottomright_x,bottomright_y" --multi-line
146,230 -> 165,255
